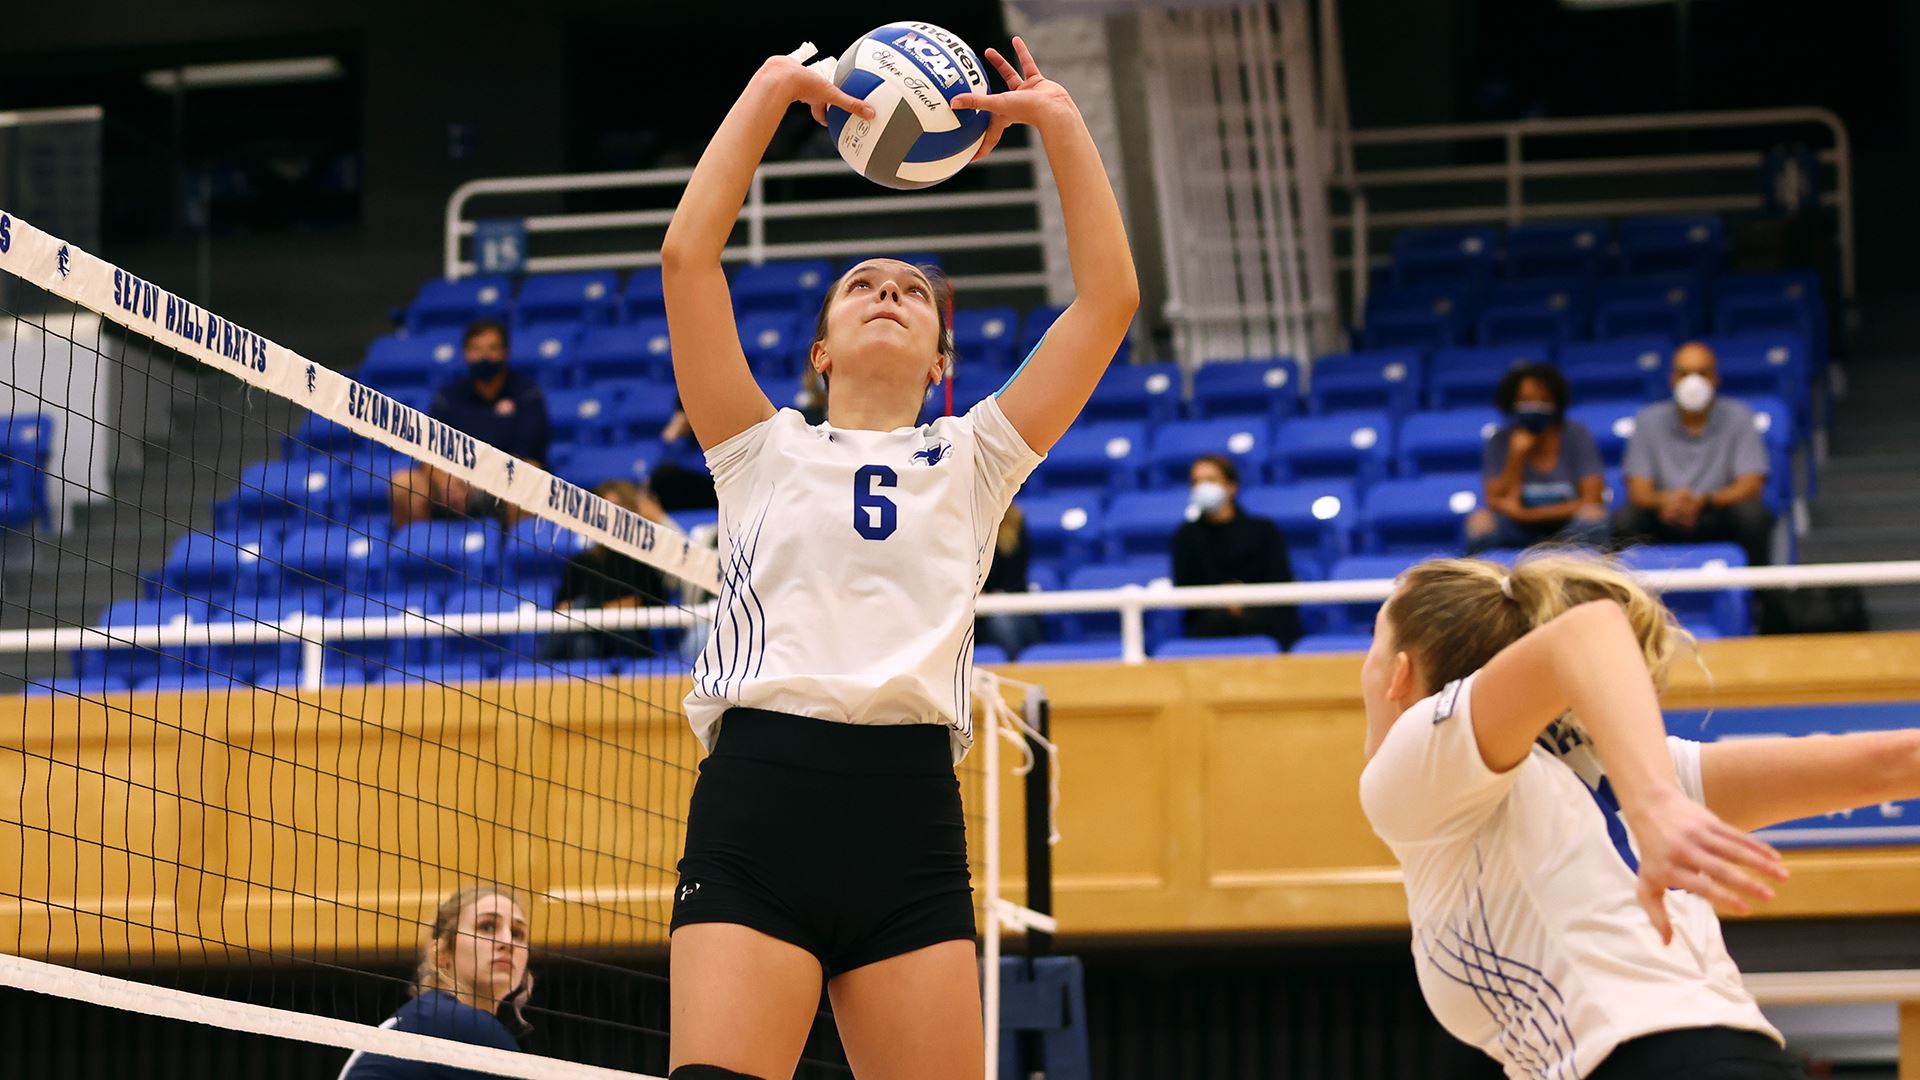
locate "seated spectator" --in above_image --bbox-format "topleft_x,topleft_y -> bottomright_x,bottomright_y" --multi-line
1613,342 -> 1774,566
1466,362 -> 1609,553
391,319 -> 550,527
338,886 -> 532,1078
1171,454 -> 1301,648
549,480 -> 672,660
977,505 -> 1042,660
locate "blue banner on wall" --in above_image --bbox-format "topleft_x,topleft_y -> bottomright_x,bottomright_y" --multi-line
1667,702 -> 1920,848
473,218 -> 526,274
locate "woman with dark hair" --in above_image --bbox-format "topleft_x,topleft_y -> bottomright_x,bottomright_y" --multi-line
339,886 -> 533,1079
1465,361 -> 1609,553
1171,453 -> 1300,647
658,35 -> 1136,1080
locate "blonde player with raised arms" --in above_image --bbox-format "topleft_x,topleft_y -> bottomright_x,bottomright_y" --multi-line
658,37 -> 1136,1080
1360,553 -> 1920,1078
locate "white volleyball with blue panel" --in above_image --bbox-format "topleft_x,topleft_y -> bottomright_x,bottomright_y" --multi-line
827,22 -> 990,190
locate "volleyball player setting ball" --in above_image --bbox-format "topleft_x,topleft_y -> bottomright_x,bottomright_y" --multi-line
657,34 -> 1136,1080
1360,553 -> 1920,1079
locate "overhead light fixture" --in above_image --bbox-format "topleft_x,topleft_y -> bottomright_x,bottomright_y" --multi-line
142,56 -> 343,92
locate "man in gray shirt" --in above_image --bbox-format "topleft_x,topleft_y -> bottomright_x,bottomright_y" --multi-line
1612,341 -> 1775,565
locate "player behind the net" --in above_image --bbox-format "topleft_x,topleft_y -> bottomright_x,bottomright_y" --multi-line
657,35 -> 1137,1080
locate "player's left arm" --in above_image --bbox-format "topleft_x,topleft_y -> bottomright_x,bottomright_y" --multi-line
954,38 -> 1138,454
1699,731 -> 1920,831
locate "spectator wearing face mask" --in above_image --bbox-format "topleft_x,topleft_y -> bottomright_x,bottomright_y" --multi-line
390,318 -> 550,527
1613,341 -> 1774,566
1170,454 -> 1301,648
1464,362 -> 1609,554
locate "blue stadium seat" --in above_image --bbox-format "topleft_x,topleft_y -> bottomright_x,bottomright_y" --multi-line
545,387 -> 619,447
1714,271 -> 1825,363
277,523 -> 391,594
1152,636 -> 1279,659
1365,283 -> 1478,324
325,590 -> 437,680
207,590 -> 325,684
515,271 -> 620,327
1397,408 -> 1500,477
1328,553 -> 1426,631
1308,351 -> 1423,416
285,414 -> 367,459
592,378 -> 680,440
1560,337 -> 1671,403
739,311 -> 803,374
1237,480 -> 1358,565
1191,359 -> 1301,420
1744,394 -> 1797,511
1389,227 -> 1497,289
360,330 -> 465,392
1619,215 -> 1725,278
623,267 -> 667,322
1478,279 -> 1591,343
160,528 -> 277,596
1504,220 -> 1606,280
1362,307 -> 1461,351
1031,422 -> 1146,494
953,307 -> 1020,371
565,441 -> 673,489
1705,333 -> 1811,426
407,275 -> 512,334
1593,274 -> 1707,339
1063,560 -> 1178,645
1147,419 -> 1271,485
1019,494 -> 1104,565
1567,400 -> 1645,469
1713,289 -> 1818,344
579,322 -> 674,383
1084,363 -> 1180,423
497,657 -> 627,682
436,586 -> 547,670
1617,543 -> 1751,636
1019,641 -> 1126,663
217,458 -> 340,530
509,321 -> 585,388
1104,489 -> 1196,562
972,643 -> 1012,666
1359,472 -> 1481,554
2,411 -> 54,529
732,259 -> 834,316
1289,633 -> 1372,654
1269,411 -> 1393,488
1428,343 -> 1553,409
74,595 -> 209,686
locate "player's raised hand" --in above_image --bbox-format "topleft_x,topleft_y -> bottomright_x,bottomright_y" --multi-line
951,37 -> 1076,160
761,54 -> 876,126
1625,790 -> 1788,944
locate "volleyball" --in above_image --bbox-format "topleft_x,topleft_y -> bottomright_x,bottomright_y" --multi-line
826,22 -> 991,190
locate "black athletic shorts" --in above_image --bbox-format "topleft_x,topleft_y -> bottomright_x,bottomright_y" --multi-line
670,708 -> 976,975
1589,1026 -> 1809,1079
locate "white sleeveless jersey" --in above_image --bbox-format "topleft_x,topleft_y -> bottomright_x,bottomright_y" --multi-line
1359,672 -> 1780,1080
686,397 -> 1042,761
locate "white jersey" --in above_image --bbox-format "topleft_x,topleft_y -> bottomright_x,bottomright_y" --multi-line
686,396 -> 1042,761
1359,672 -> 1780,1080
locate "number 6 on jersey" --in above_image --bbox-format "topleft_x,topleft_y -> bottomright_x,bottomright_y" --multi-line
854,465 -> 898,540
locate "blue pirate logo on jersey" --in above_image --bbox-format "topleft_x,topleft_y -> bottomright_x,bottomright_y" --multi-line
56,245 -> 70,278
911,437 -> 952,467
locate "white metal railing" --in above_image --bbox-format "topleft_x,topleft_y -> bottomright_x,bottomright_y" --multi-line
442,150 -> 1050,293
10,560 -> 1919,683
1329,107 -> 1855,323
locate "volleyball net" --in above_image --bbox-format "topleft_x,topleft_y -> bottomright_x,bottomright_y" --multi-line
0,209 -> 1056,1078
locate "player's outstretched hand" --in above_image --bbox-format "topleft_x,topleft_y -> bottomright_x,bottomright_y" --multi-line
1626,790 -> 1788,944
760,54 -> 876,127
951,37 -> 1076,160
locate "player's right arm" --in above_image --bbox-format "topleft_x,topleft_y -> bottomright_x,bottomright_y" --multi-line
1697,731 -> 1920,831
660,55 -> 873,450
1470,600 -> 1786,936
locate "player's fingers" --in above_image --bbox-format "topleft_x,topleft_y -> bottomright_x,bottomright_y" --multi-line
972,129 -> 1003,162
1694,853 -> 1776,904
1012,36 -> 1042,80
1701,827 -> 1789,881
827,87 -> 876,120
984,47 -> 1021,86
810,101 -> 828,126
1679,865 -> 1757,914
1637,877 -> 1673,945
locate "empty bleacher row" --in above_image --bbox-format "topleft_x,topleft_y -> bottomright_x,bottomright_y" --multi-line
26,210 -> 1832,689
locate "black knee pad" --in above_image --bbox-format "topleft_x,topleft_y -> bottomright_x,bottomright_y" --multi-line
670,1067 -> 766,1080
